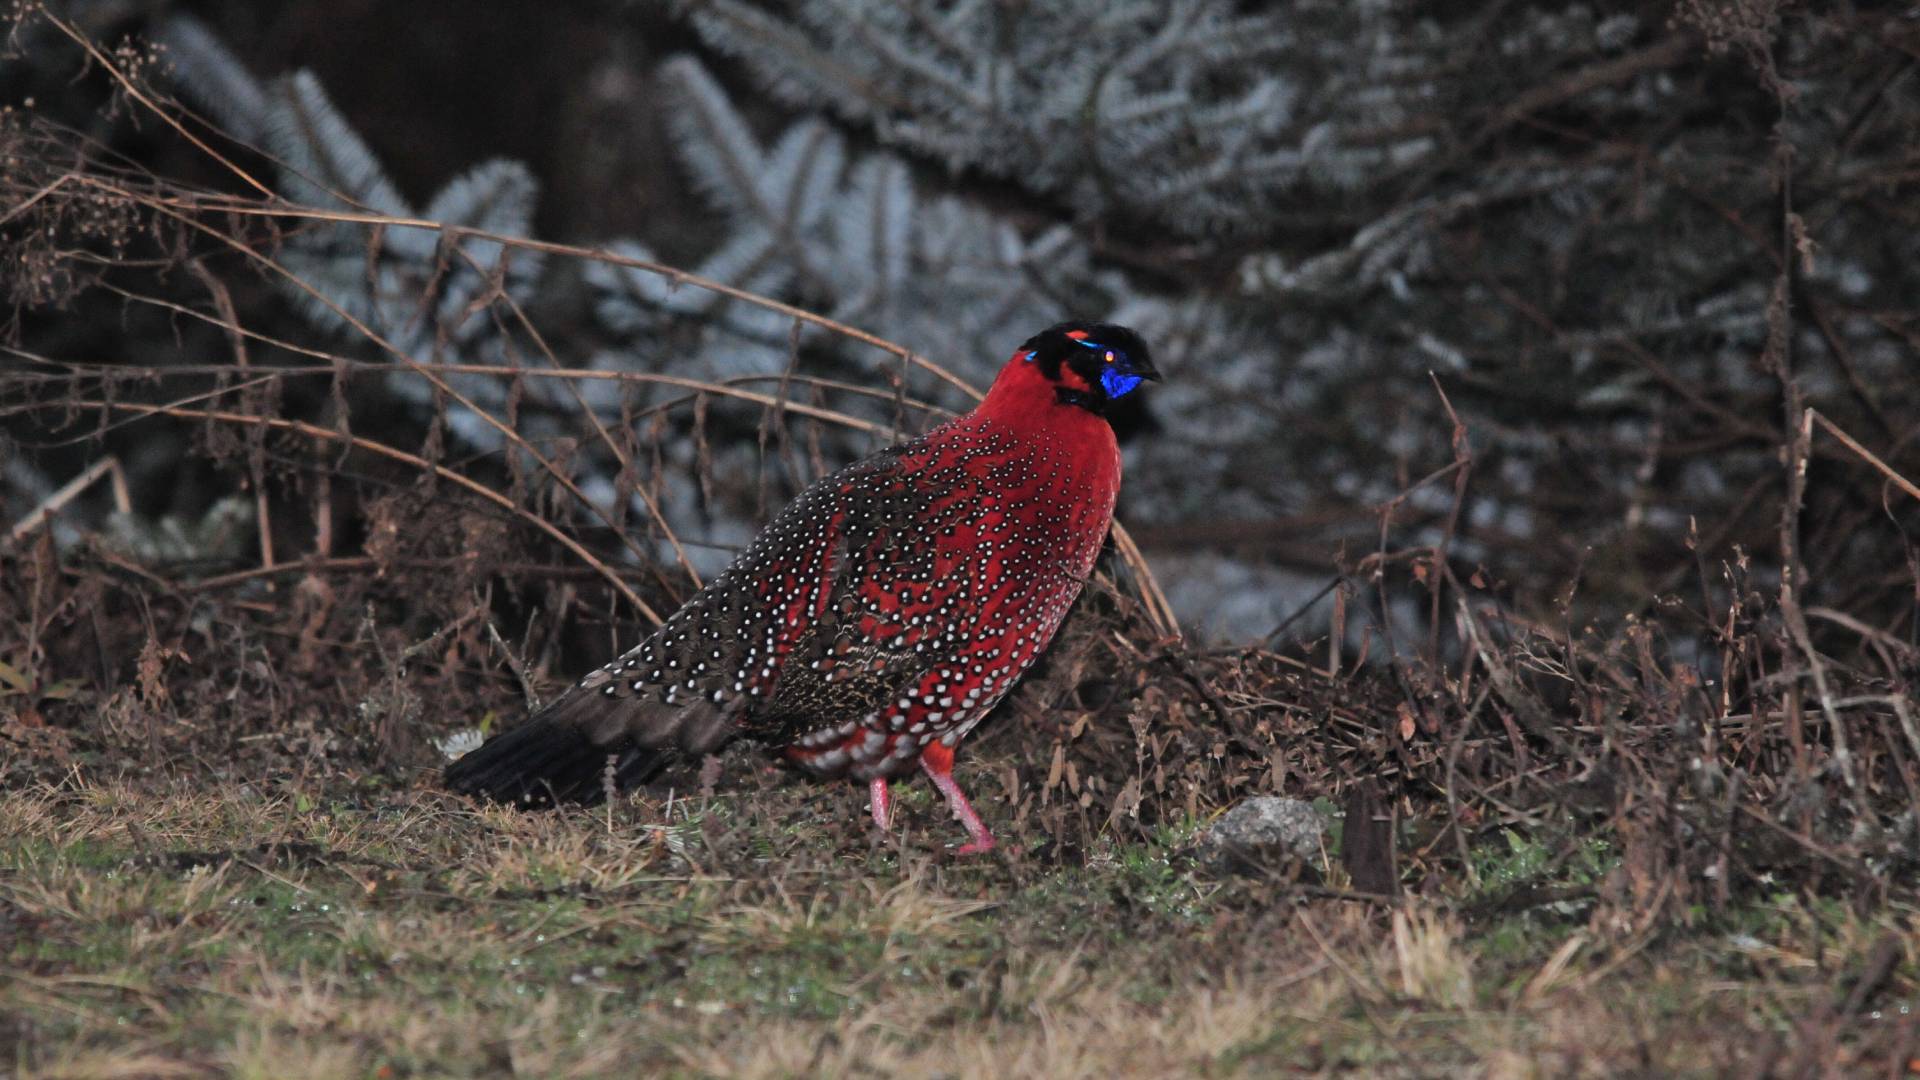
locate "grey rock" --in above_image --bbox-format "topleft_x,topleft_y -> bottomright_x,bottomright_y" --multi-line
1193,797 -> 1327,873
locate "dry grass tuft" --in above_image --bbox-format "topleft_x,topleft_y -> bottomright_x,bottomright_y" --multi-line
1390,907 -> 1475,1009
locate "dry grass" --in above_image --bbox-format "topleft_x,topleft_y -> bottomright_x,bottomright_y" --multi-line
3,767 -> 1915,1077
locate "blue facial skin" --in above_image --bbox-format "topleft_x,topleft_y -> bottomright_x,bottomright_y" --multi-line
1074,338 -> 1144,400
1100,366 -> 1144,400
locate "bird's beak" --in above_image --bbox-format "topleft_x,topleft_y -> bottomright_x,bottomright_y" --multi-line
1127,354 -> 1162,382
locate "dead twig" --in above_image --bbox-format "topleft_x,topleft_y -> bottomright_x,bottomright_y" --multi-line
83,398 -> 662,623
4,455 -> 129,548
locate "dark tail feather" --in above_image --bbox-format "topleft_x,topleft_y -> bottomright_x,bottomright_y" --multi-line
444,695 -> 668,807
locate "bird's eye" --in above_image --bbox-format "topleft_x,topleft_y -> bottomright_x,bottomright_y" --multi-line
1104,351 -> 1115,364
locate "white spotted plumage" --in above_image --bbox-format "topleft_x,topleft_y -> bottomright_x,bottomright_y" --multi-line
447,321 -> 1157,855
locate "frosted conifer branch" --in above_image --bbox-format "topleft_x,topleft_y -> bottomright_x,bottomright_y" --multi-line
159,16 -> 548,450
669,0 -> 1421,234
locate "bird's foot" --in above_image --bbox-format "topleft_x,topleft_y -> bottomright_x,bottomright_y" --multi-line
952,835 -> 997,856
868,776 -> 893,832
920,742 -> 998,856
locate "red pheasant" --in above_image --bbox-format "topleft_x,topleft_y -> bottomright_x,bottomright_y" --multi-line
446,321 -> 1159,853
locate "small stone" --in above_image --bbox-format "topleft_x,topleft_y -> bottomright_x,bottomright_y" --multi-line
1193,797 -> 1327,874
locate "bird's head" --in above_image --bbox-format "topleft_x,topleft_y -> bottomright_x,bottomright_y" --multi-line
1006,321 -> 1160,415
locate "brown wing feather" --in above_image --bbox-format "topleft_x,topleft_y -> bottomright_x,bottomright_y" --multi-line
447,436 -> 965,802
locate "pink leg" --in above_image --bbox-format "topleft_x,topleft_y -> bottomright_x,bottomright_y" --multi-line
869,776 -> 892,832
919,742 -> 995,855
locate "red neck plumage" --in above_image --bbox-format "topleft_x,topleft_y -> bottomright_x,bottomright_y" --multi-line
970,356 -> 1116,444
